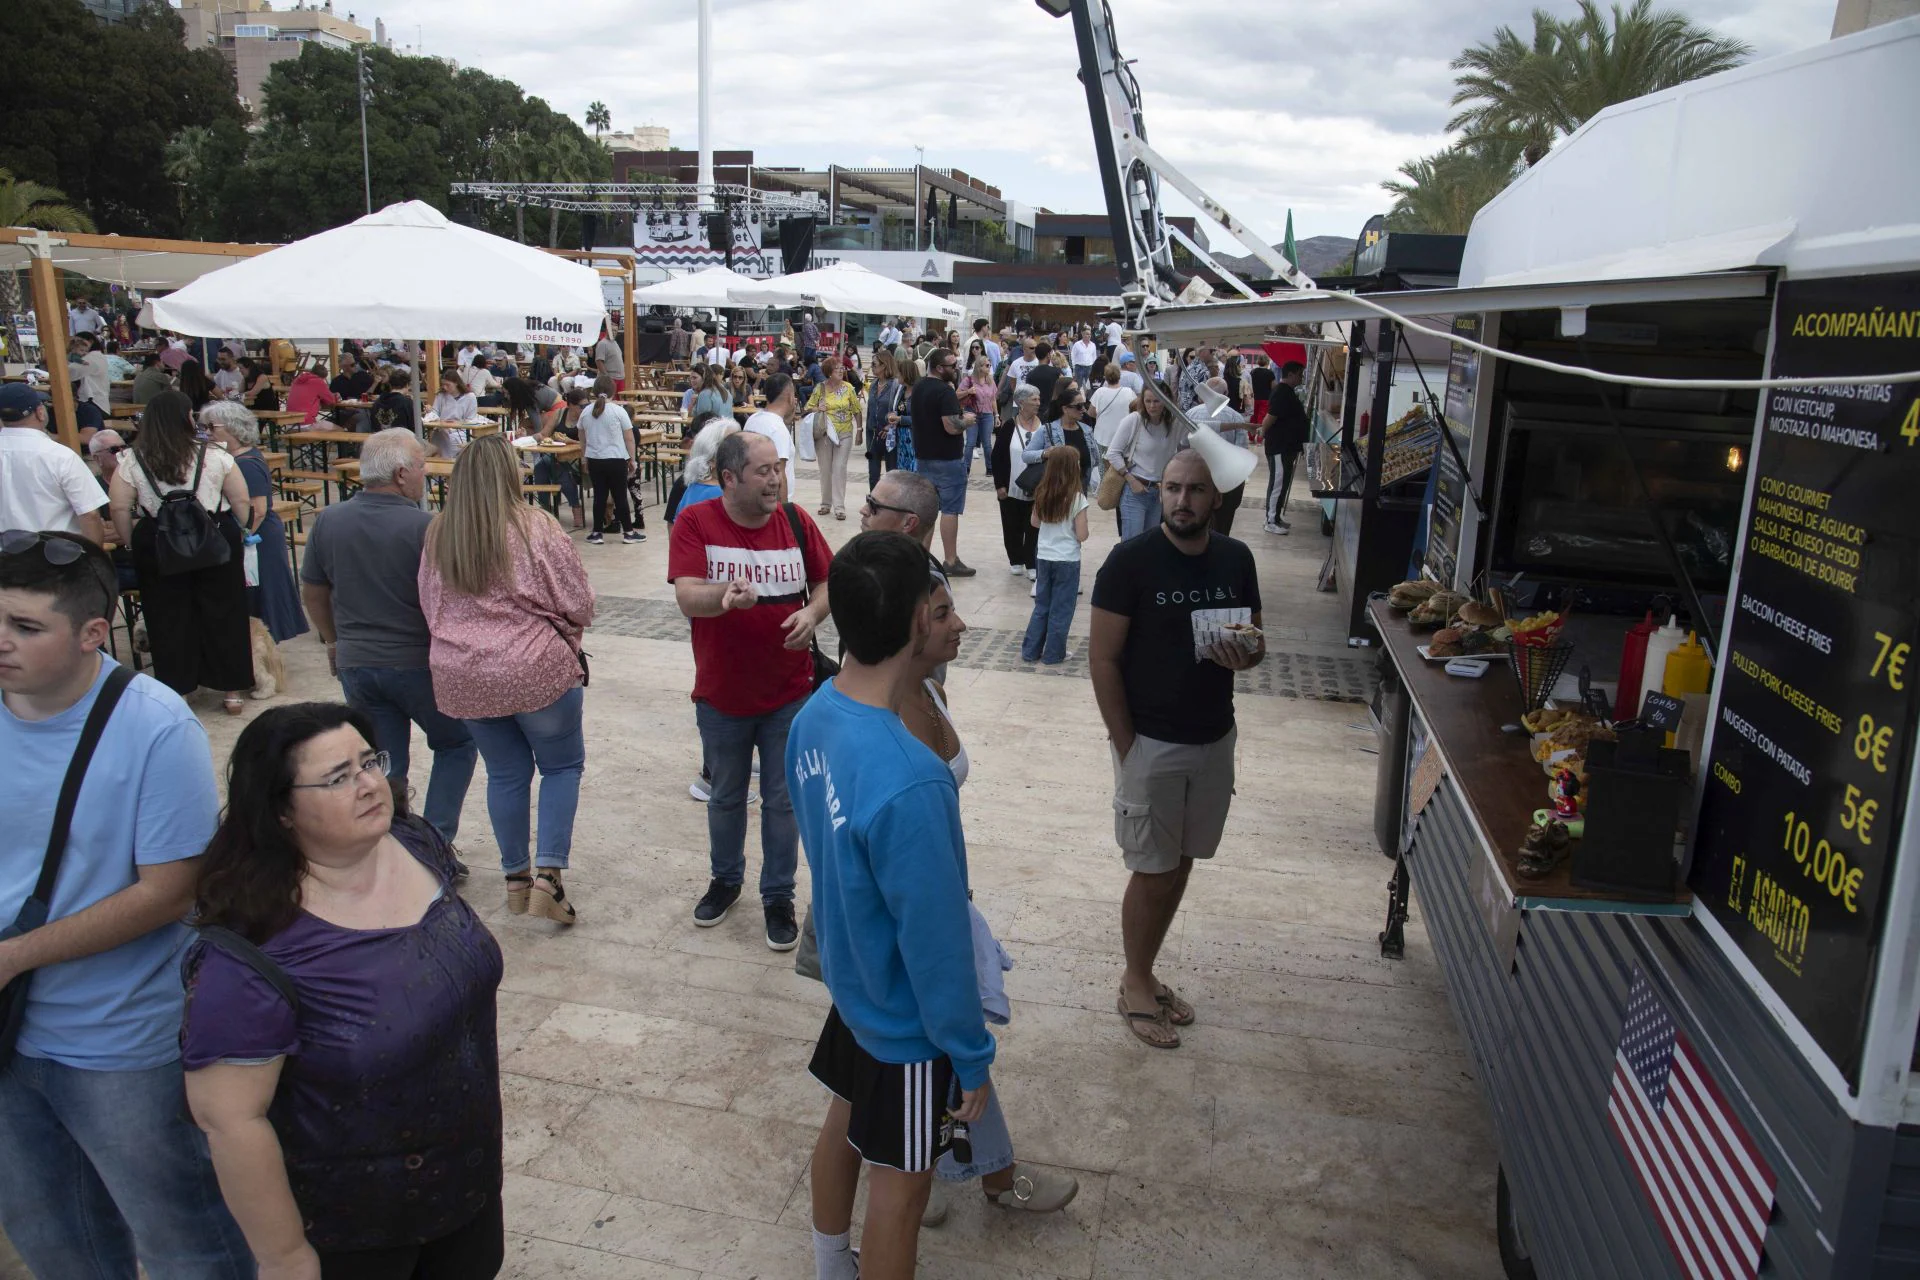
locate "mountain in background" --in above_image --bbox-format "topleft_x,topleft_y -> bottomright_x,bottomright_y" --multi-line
1206,234 -> 1354,282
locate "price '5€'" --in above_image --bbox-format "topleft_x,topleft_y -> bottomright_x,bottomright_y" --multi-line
1782,810 -> 1864,912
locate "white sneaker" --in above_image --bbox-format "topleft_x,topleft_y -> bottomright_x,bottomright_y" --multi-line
689,776 -> 710,802
1009,563 -> 1025,575
1030,582 -> 1037,598
1264,520 -> 1290,536
1026,567 -> 1037,581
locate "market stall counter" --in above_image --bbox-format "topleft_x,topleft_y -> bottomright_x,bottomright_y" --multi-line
1370,590 -> 1920,1279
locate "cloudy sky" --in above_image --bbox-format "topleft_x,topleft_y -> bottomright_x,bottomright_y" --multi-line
366,0 -> 1833,247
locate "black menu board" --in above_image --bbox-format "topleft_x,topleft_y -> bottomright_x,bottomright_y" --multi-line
1426,314 -> 1482,587
1691,272 -> 1920,1082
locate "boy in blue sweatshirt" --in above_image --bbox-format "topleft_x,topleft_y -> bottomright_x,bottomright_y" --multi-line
789,531 -> 994,1280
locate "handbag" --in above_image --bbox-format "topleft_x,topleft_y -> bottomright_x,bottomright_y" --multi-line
546,617 -> 590,688
782,504 -> 840,691
1096,420 -> 1133,511
1010,425 -> 1046,497
796,412 -> 819,462
0,665 -> 135,1066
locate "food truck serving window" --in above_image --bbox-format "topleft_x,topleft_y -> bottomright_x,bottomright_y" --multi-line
1689,272 -> 1920,1084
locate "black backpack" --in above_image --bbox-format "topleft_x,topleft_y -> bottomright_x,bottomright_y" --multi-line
134,448 -> 230,576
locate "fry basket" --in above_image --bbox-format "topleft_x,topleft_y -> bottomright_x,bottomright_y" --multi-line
1508,640 -> 1574,712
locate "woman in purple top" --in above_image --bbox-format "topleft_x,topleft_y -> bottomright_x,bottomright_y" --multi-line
181,703 -> 504,1280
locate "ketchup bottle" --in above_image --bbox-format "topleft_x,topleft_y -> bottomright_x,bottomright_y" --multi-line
1616,611 -> 1657,720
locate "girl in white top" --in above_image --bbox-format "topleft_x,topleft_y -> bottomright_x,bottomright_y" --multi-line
1087,364 -> 1134,450
428,372 -> 478,458
578,375 -> 640,544
1020,447 -> 1089,665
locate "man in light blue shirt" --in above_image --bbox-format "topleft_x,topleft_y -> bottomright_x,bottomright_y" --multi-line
789,531 -> 993,1280
0,531 -> 248,1277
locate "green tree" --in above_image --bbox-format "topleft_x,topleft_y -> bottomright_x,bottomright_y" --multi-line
0,169 -> 96,233
1449,1 -> 1751,166
198,43 -> 605,244
1382,133 -> 1527,235
0,168 -> 95,361
586,101 -> 611,142
0,0 -> 244,236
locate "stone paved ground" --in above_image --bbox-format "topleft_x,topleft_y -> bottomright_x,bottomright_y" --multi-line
1,457 -> 1496,1279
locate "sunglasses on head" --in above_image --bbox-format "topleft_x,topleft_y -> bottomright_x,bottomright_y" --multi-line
0,530 -> 91,565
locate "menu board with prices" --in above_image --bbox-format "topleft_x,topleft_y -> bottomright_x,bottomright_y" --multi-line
1690,272 -> 1920,1082
1425,315 -> 1483,587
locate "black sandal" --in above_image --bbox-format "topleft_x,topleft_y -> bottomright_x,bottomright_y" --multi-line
531,871 -> 577,925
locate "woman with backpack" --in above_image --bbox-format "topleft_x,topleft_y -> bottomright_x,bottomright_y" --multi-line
107,389 -> 255,712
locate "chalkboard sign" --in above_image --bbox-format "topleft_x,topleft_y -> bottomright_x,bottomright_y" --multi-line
1641,690 -> 1685,732
1425,314 -> 1482,588
1690,272 -> 1920,1082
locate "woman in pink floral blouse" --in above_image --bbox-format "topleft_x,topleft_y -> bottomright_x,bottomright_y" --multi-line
419,435 -> 595,923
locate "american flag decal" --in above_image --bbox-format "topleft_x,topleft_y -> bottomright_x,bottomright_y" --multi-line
1606,969 -> 1777,1280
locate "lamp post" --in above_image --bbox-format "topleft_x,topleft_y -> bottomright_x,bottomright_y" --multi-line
356,45 -> 373,214
913,144 -> 925,251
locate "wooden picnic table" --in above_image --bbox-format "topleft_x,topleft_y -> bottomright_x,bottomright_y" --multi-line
281,428 -> 369,475
107,403 -> 141,419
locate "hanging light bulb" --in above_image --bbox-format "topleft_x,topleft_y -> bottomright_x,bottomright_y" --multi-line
1725,445 -> 1744,473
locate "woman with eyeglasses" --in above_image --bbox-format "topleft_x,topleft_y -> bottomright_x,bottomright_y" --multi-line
182,702 -> 506,1280
109,389 -> 255,714
200,400 -> 309,650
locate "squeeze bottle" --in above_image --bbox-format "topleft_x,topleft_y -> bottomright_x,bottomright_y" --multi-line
1663,631 -> 1712,698
1615,611 -> 1657,720
1636,616 -> 1685,721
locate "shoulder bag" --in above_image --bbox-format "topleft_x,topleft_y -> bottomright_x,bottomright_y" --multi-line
0,665 -> 136,1066
192,925 -> 300,1014
1096,417 -> 1133,511
1011,424 -> 1049,498
782,504 -> 839,691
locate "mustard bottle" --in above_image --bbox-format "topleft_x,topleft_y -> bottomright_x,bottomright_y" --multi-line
1663,632 -> 1712,698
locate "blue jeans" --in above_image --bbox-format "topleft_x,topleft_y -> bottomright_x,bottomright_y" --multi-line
338,664 -> 478,843
695,696 -> 803,902
464,685 -> 585,874
935,1085 -> 1014,1183
532,454 -> 581,510
965,411 -> 994,471
0,1055 -> 251,1279
1021,558 -> 1080,664
1118,481 -> 1160,539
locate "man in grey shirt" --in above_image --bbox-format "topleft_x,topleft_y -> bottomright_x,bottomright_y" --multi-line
297,429 -> 475,840
594,326 -> 626,390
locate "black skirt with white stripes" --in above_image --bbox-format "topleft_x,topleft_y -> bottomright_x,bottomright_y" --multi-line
809,1006 -> 957,1173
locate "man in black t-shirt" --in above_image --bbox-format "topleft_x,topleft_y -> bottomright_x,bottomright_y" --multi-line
1090,449 -> 1264,1050
1261,361 -> 1308,534
908,349 -> 978,577
1025,341 -> 1062,413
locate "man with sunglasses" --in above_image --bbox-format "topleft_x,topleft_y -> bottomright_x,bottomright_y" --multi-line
0,531 -> 250,1276
0,383 -> 108,546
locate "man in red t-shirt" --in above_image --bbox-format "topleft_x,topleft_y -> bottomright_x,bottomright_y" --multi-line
669,431 -> 833,950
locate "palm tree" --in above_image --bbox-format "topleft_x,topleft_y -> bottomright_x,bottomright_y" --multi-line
585,101 -> 610,143
0,169 -> 94,361
1382,133 -> 1527,235
0,169 -> 95,233
1449,1 -> 1751,166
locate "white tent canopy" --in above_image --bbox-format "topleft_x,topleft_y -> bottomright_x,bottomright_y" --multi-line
149,201 -> 607,344
1460,16 -> 1920,289
631,265 -> 756,309
729,260 -> 963,321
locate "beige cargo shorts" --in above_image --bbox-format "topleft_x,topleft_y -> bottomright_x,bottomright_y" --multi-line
1110,728 -> 1236,874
